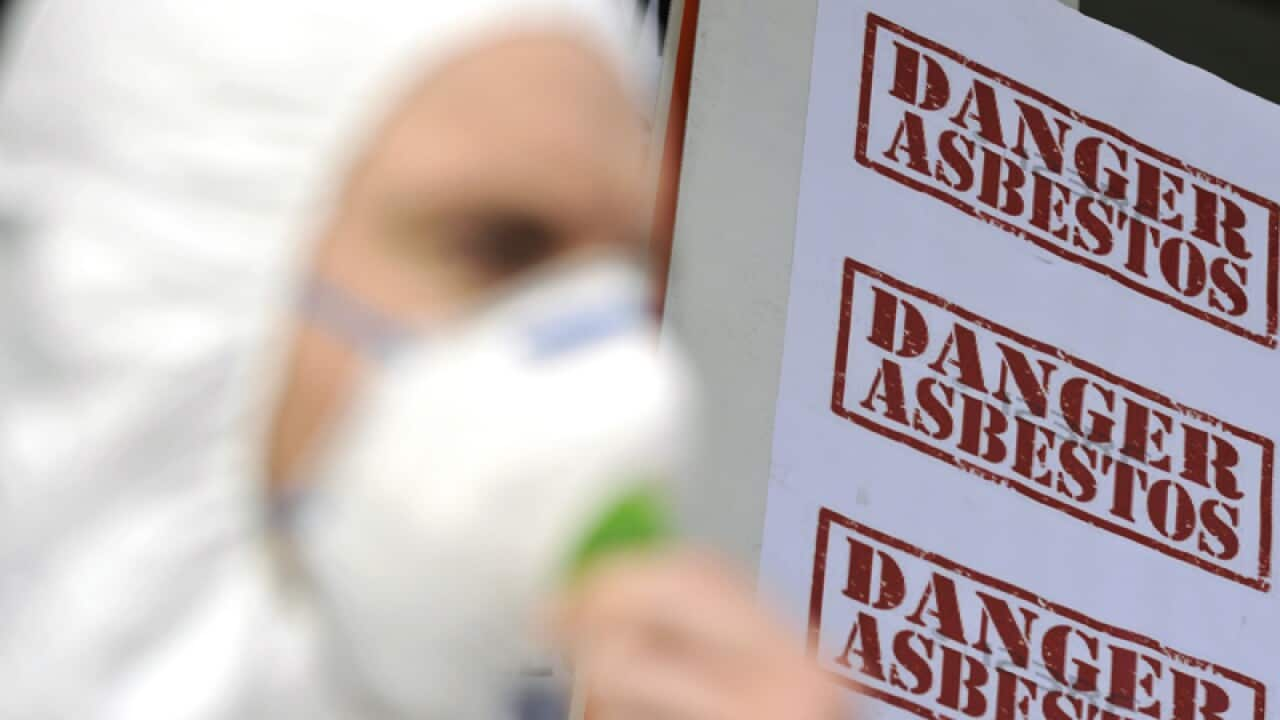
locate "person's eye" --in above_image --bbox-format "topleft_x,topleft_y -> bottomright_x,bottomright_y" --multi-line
455,212 -> 561,279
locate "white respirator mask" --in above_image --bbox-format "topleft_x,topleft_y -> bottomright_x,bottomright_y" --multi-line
282,255 -> 691,718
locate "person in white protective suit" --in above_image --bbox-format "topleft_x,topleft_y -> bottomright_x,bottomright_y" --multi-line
0,1 -> 844,718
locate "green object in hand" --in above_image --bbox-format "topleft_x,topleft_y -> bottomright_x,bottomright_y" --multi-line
566,484 -> 673,581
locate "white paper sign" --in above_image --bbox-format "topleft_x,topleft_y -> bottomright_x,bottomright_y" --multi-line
759,2 -> 1280,719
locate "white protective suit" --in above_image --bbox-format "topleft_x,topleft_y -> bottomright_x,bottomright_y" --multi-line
0,1 -> 682,718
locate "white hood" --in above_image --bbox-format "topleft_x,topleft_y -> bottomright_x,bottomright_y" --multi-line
0,1 -> 643,718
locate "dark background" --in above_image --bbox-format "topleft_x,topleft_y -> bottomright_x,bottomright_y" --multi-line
1080,0 -> 1280,105
638,0 -> 672,52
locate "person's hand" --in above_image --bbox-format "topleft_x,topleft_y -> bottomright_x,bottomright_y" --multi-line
555,550 -> 845,720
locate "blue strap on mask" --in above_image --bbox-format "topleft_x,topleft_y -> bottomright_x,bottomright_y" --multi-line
302,273 -> 644,364
301,275 -> 419,362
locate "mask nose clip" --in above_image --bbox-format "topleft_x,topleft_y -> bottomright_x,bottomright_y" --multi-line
525,298 -> 647,361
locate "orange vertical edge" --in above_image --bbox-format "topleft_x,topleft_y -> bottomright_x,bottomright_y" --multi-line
651,0 -> 700,320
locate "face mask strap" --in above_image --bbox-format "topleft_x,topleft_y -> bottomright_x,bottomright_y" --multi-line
301,275 -> 419,362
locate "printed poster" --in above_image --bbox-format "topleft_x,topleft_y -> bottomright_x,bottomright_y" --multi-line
759,1 -> 1280,719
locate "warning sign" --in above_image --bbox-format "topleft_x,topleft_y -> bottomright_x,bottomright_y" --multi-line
855,14 -> 1280,348
832,259 -> 1273,590
758,0 -> 1280,717
808,508 -> 1266,720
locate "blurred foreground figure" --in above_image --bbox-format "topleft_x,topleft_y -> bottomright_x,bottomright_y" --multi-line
0,1 -> 840,718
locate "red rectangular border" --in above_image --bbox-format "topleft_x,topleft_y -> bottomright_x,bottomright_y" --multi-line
807,507 -> 1268,720
831,258 -> 1274,591
853,13 -> 1280,349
